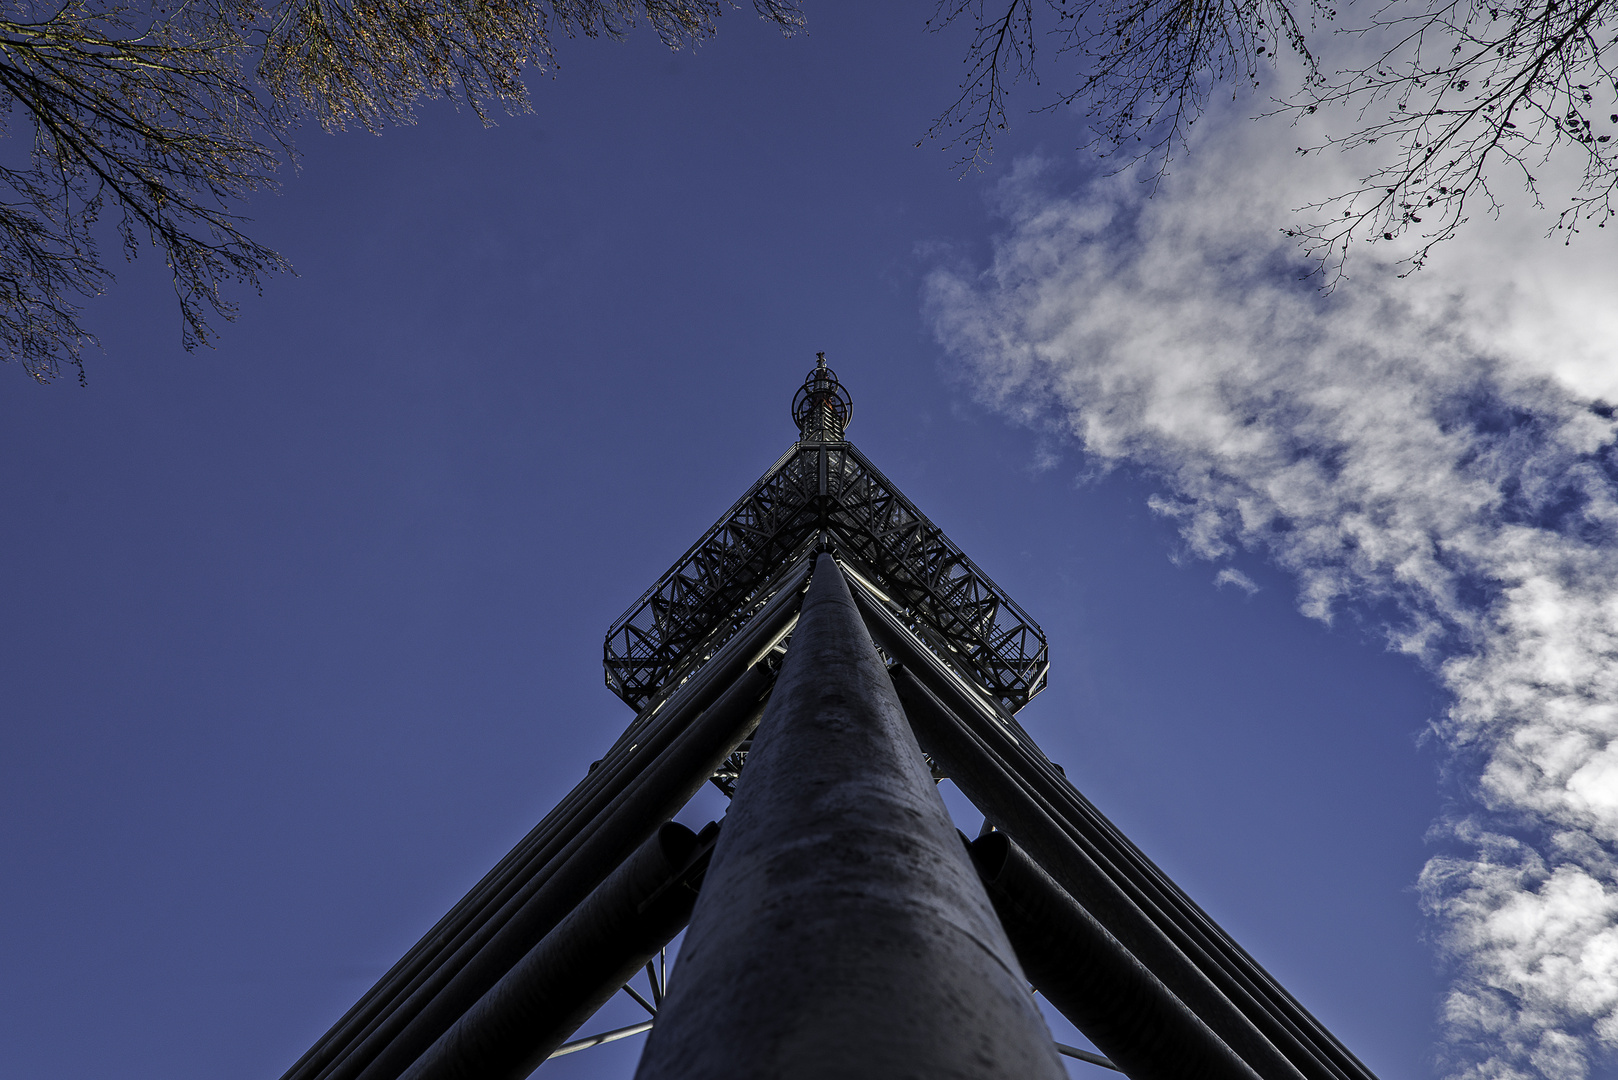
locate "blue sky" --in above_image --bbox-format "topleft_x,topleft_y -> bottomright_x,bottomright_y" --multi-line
6,5 -> 1611,1080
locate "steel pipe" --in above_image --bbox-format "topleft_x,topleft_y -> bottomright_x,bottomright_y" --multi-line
399,822 -> 717,1080
1057,1044 -> 1121,1071
848,576 -> 1371,1080
350,663 -> 774,1080
895,622 -> 1373,1080
634,554 -> 1066,1080
886,660 -> 1308,1080
282,559 -> 809,1080
971,831 -> 1261,1080
330,664 -> 762,1080
548,1021 -> 654,1059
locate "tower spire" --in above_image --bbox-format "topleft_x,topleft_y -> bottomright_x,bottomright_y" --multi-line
791,352 -> 853,442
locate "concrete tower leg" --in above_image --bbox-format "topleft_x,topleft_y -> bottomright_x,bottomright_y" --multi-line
633,554 -> 1067,1080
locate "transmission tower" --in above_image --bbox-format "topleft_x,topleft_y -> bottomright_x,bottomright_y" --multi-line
278,357 -> 1383,1080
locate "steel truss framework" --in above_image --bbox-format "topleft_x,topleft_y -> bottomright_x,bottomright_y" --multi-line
605,440 -> 1049,717
280,362 -> 1383,1080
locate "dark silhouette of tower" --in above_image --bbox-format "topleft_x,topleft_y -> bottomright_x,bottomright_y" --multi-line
278,358 -> 1383,1080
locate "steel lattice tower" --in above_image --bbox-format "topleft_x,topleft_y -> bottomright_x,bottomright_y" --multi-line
278,358 -> 1385,1080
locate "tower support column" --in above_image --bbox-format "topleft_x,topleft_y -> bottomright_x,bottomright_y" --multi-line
633,554 -> 1066,1080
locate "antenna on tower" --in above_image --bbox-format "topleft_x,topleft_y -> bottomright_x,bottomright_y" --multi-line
792,352 -> 852,442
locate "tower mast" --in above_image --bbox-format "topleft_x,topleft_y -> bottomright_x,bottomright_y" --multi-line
278,358 -> 1384,1080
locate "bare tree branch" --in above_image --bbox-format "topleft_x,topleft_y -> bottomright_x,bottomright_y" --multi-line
0,0 -> 285,382
2,0 -> 804,384
924,0 -> 1319,173
1282,0 -> 1618,274
926,0 -> 1618,276
922,1 -> 1035,170
11,0 -> 1609,382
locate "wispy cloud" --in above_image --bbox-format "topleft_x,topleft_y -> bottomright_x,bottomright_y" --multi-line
926,109 -> 1618,1080
1214,567 -> 1261,595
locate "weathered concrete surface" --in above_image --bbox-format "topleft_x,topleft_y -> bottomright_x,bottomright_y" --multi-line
634,554 -> 1066,1080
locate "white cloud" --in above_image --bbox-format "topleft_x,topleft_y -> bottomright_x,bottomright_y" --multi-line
926,95 -> 1618,1079
1214,567 -> 1261,595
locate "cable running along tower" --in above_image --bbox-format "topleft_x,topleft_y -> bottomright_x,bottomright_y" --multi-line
278,357 -> 1385,1080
